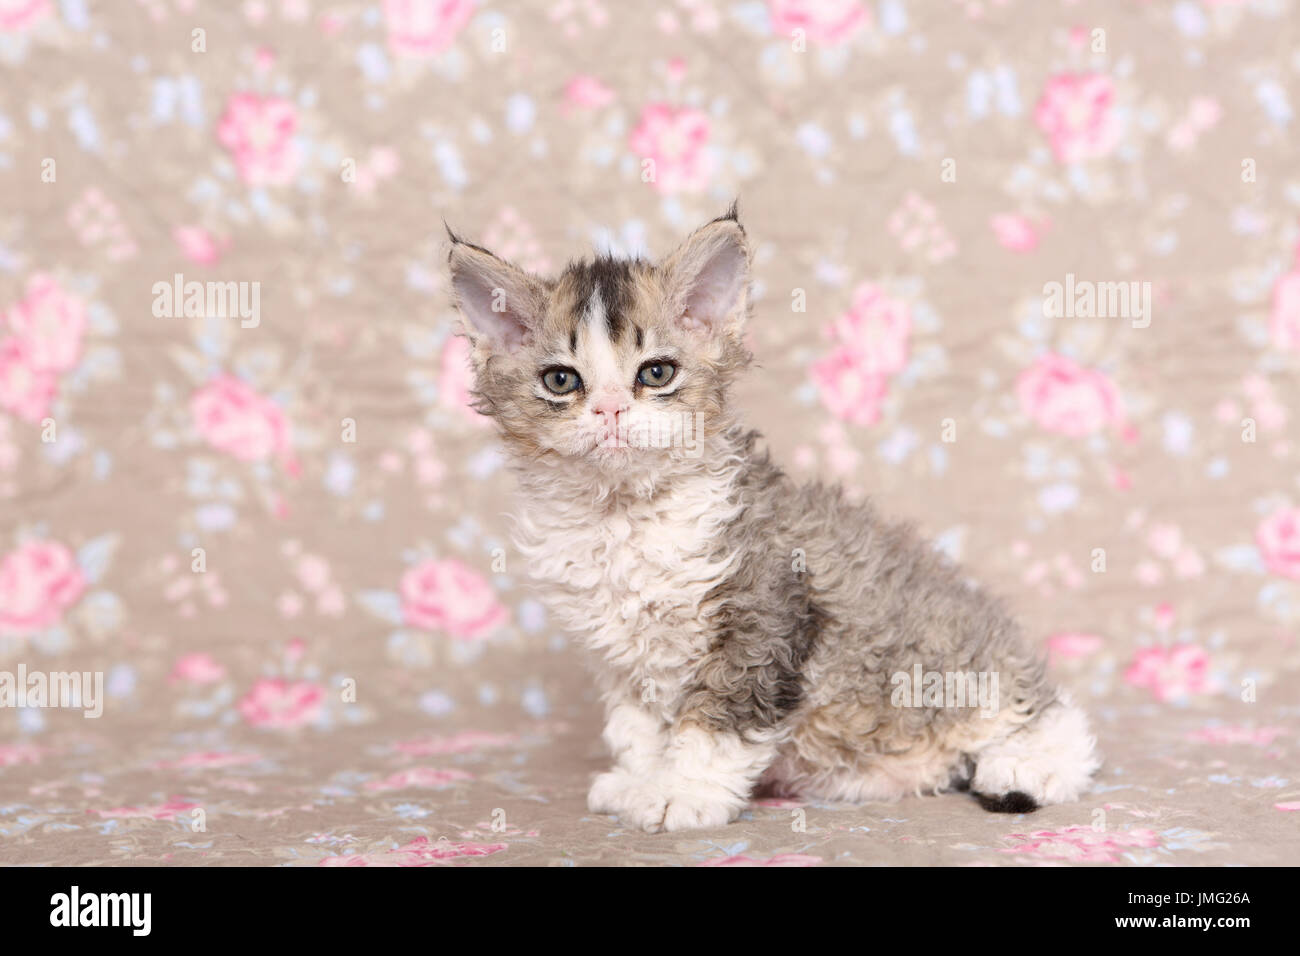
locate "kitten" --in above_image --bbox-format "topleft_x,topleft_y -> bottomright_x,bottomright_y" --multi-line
448,206 -> 1100,833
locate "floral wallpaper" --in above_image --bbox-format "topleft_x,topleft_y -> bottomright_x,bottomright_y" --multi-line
1,0 -> 1298,866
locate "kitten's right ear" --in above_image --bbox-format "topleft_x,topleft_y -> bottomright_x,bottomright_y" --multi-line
447,230 -> 544,352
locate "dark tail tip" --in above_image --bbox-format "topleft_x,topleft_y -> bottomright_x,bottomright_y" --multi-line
974,790 -> 1039,814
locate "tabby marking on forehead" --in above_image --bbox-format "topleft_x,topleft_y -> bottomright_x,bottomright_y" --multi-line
579,287 -> 629,394
559,256 -> 644,340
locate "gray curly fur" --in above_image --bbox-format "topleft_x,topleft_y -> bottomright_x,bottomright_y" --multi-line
686,427 -> 1055,780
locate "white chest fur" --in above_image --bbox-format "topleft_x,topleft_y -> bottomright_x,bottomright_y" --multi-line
513,463 -> 742,710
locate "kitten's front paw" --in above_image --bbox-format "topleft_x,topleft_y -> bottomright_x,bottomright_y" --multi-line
586,771 -> 621,815
587,771 -> 668,830
589,771 -> 744,832
588,770 -> 640,814
661,787 -> 742,832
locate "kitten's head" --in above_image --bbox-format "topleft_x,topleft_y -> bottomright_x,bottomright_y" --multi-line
448,207 -> 751,478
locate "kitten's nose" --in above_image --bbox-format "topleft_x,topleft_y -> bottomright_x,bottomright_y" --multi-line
591,394 -> 629,429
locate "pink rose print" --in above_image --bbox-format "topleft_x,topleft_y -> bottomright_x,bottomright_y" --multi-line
828,283 -> 912,377
439,335 -> 488,425
888,192 -> 957,263
5,274 -> 87,372
0,540 -> 86,635
296,554 -> 330,591
347,146 -> 402,196
66,188 -> 136,261
383,0 -> 474,58
216,93 -> 301,187
1152,601 -> 1176,630
1001,826 -> 1160,863
629,104 -> 713,195
1046,632 -> 1103,662
363,767 -> 473,791
399,558 -> 508,640
1236,374 -> 1287,434
0,337 -> 57,423
1016,353 -> 1123,437
1034,73 -> 1121,164
0,0 -> 50,31
1167,96 -> 1221,151
767,0 -> 868,45
169,652 -> 226,685
1188,725 -> 1283,746
319,837 -> 506,866
1256,507 -> 1300,580
810,283 -> 910,426
238,678 -> 325,729
563,74 -> 614,113
990,214 -> 1042,253
92,799 -> 200,821
811,345 -> 889,426
1124,645 -> 1214,702
1270,254 -> 1300,352
699,853 -> 822,867
0,743 -> 44,766
190,375 -> 292,463
173,226 -> 226,265
150,752 -> 261,770
394,731 -> 516,756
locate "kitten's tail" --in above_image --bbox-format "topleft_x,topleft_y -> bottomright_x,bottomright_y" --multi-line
964,693 -> 1100,813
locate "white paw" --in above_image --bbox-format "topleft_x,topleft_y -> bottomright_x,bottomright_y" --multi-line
972,697 -> 1100,806
587,771 -> 668,830
587,769 -> 638,813
661,789 -> 740,831
587,770 -> 743,832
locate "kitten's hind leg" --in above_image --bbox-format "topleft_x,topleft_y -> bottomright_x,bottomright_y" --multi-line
969,693 -> 1100,812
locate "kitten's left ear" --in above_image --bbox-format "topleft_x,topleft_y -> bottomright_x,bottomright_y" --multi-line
661,205 -> 751,337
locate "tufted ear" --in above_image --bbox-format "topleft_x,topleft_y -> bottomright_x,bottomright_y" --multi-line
661,205 -> 751,337
447,231 -> 546,352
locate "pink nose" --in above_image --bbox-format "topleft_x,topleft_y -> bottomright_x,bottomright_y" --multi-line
591,394 -> 628,428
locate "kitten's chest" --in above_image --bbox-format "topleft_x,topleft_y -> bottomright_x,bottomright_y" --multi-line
514,476 -> 740,675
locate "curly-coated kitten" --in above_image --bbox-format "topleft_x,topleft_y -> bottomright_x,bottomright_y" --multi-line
448,206 -> 1099,833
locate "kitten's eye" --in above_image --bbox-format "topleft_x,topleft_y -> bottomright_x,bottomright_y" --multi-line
637,361 -> 676,388
542,367 -> 581,395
